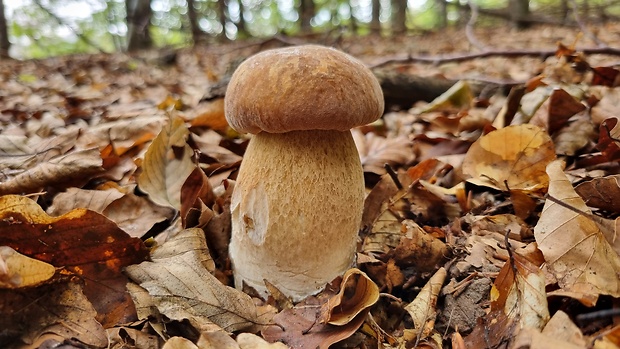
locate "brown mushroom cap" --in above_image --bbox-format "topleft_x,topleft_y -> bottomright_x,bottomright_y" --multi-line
224,45 -> 384,134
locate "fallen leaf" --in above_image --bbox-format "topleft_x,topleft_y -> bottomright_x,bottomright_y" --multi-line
462,124 -> 556,192
0,147 -> 104,195
404,267 -> 446,339
393,220 -> 449,271
465,247 -> 549,348
352,129 -> 414,175
319,268 -> 379,326
163,336 -> 198,349
0,194 -> 149,326
261,296 -> 367,349
553,118 -> 597,156
0,246 -> 55,289
534,160 -> 620,301
125,228 -> 259,333
48,186 -> 174,238
0,282 -> 108,348
138,114 -> 196,209
575,174 -> 620,213
236,333 -> 289,349
530,88 -> 586,134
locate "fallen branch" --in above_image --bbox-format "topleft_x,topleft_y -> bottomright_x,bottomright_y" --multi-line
369,46 -> 620,68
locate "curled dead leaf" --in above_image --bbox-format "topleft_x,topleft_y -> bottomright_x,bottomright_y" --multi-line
319,268 -> 379,326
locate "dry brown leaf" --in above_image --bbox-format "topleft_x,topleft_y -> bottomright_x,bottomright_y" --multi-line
465,248 -> 549,348
0,194 -> 149,327
0,147 -> 104,195
352,129 -> 414,175
461,124 -> 556,192
236,333 -> 289,349
261,296 -> 366,349
125,228 -> 259,333
541,310 -> 586,347
197,330 -> 240,349
319,268 -> 379,326
77,114 -> 167,151
49,186 -> 174,238
0,246 -> 55,289
534,160 -> 620,301
163,336 -> 199,349
106,327 -> 161,349
530,88 -> 586,134
393,220 -> 449,271
0,282 -> 108,348
575,174 -> 620,213
138,114 -> 196,210
553,118 -> 597,156
186,99 -> 230,132
404,267 -> 446,339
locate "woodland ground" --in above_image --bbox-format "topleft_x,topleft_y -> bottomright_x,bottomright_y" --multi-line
1,21 -> 620,349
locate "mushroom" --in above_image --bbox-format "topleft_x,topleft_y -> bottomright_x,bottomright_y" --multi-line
225,45 -> 384,301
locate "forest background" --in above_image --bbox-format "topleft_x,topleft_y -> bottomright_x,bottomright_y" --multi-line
0,0 -> 618,59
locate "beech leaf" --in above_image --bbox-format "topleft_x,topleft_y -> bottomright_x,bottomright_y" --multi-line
319,268 -> 379,326
125,228 -> 259,333
138,114 -> 196,209
462,124 -> 556,192
0,246 -> 55,289
534,160 -> 620,300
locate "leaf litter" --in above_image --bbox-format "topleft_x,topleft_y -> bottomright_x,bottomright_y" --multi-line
2,24 -> 620,349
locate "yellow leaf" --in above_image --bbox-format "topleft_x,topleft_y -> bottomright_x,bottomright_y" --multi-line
0,246 -> 55,289
462,124 -> 556,192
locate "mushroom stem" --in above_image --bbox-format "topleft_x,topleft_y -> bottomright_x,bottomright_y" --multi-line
229,129 -> 364,301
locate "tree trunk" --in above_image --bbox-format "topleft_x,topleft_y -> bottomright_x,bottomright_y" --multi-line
236,0 -> 248,38
0,0 -> 10,58
299,0 -> 315,33
509,0 -> 530,29
186,0 -> 203,44
126,0 -> 152,51
437,0 -> 448,28
391,0 -> 407,34
370,0 -> 381,34
216,0 -> 229,41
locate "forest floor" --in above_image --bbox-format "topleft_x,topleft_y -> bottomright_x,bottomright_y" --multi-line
1,21 -> 620,349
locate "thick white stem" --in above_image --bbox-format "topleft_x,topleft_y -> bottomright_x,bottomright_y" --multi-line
229,130 -> 364,301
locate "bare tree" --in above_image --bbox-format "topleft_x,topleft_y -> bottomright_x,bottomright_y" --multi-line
0,0 -> 10,58
236,0 -> 248,38
299,0 -> 315,33
186,0 -> 204,44
216,0 -> 229,41
126,0 -> 153,51
437,0 -> 448,28
370,0 -> 381,33
509,0 -> 530,29
391,0 -> 407,34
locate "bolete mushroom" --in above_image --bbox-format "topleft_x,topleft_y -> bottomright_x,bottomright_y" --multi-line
225,45 -> 384,301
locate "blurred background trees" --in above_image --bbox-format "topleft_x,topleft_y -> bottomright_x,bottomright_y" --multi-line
0,0 -> 617,58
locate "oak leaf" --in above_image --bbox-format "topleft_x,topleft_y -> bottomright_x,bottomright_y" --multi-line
534,160 -> 620,302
